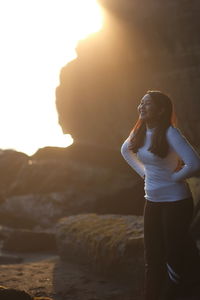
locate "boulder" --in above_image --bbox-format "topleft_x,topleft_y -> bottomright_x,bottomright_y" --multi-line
56,213 -> 144,277
0,150 -> 28,199
0,193 -> 71,229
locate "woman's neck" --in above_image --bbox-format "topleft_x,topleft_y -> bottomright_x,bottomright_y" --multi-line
145,120 -> 157,129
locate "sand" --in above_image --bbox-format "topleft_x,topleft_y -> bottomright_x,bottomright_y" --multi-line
0,253 -> 140,300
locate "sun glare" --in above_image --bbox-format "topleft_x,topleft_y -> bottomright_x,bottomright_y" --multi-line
0,0 -> 103,155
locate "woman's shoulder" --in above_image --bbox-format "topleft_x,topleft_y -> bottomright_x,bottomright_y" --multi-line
166,125 -> 188,145
166,125 -> 182,138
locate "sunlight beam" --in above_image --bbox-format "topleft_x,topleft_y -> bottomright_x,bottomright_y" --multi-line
0,0 -> 103,155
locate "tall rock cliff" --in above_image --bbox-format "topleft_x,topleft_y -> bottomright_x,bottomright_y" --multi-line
56,0 -> 200,152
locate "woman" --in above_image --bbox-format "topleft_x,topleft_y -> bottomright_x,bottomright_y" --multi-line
121,90 -> 200,300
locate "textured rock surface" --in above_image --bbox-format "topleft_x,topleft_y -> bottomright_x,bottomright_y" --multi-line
0,192 -> 95,229
56,214 -> 145,296
56,214 -> 144,271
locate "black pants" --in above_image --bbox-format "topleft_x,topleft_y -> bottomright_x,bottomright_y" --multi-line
143,197 -> 200,300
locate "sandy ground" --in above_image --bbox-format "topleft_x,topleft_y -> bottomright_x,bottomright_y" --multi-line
0,244 -> 200,300
0,253 -> 142,300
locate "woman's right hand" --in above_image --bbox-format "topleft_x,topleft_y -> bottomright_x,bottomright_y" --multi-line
173,159 -> 184,172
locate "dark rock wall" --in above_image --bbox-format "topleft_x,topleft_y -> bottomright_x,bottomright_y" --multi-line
56,0 -> 200,151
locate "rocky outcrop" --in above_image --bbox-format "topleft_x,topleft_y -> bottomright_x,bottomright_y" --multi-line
0,150 -> 28,200
56,0 -> 200,150
0,184 -> 144,229
56,214 -> 144,273
0,192 -> 95,229
0,147 -> 145,229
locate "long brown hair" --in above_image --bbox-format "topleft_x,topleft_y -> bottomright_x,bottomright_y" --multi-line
128,90 -> 177,158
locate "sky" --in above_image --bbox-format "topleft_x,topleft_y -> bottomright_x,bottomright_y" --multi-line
0,0 -> 103,155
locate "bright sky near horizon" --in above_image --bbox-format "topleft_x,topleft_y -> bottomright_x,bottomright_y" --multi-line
0,0 -> 103,155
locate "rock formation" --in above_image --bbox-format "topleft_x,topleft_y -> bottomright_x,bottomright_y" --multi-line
56,0 -> 200,149
0,147 -> 144,229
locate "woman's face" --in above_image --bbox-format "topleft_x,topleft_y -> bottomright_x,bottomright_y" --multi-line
137,94 -> 160,122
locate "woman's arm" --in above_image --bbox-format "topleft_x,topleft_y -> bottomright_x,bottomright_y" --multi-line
121,137 -> 145,179
167,127 -> 200,182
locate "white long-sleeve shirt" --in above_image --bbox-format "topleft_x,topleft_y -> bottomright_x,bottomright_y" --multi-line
121,126 -> 200,202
